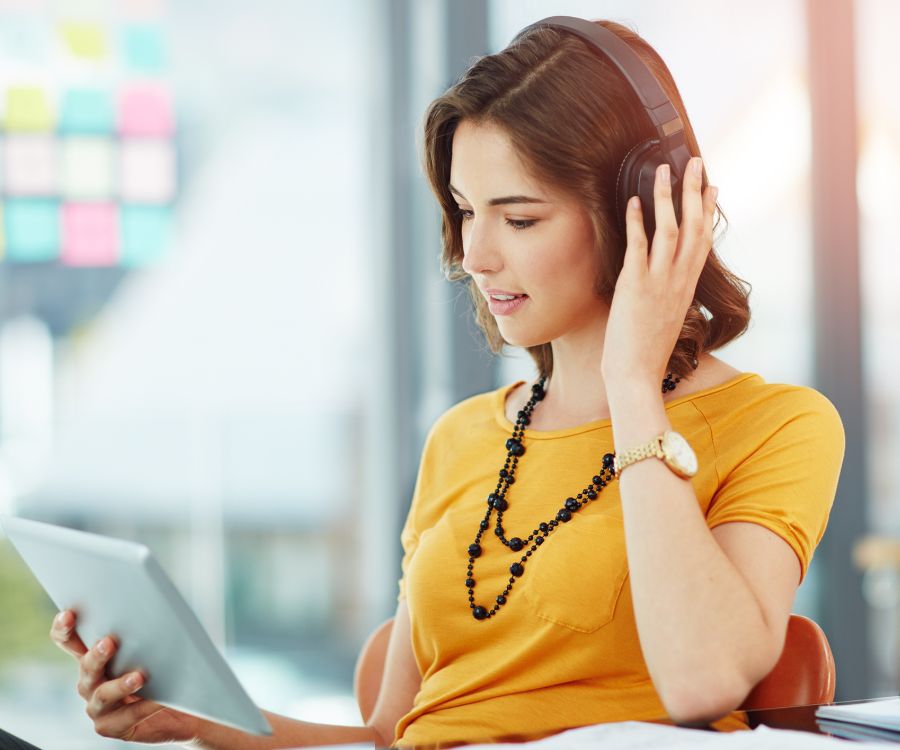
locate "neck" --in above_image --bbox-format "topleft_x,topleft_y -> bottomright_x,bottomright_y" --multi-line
542,316 -> 614,422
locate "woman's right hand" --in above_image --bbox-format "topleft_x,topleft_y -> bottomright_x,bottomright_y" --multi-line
50,609 -> 206,744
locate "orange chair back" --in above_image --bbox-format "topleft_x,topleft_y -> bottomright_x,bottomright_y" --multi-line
739,614 -> 836,711
353,613 -> 836,722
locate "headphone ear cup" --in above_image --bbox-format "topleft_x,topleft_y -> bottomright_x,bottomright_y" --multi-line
615,139 -> 684,249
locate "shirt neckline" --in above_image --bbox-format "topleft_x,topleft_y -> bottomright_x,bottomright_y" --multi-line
493,371 -> 762,439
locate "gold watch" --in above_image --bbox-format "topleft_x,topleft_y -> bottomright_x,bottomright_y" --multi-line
613,429 -> 698,479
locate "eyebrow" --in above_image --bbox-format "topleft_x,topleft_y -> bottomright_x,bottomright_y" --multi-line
448,184 -> 548,206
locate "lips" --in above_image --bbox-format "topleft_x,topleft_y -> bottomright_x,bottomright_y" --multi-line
482,288 -> 528,299
486,294 -> 530,316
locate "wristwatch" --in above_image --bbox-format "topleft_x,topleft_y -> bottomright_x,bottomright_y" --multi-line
613,429 -> 698,479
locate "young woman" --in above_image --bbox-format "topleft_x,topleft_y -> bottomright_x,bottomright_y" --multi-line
49,16 -> 845,749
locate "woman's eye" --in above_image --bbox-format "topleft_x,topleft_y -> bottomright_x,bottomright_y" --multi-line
454,208 -> 536,232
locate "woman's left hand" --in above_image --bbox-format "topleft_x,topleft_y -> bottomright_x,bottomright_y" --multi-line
600,156 -> 718,392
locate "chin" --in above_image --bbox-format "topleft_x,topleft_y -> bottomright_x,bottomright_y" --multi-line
498,327 -> 553,349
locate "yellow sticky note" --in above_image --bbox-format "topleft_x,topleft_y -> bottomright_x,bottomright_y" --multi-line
60,22 -> 107,60
5,88 -> 53,132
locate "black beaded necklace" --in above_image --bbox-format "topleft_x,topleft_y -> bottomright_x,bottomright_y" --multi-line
466,360 -> 700,620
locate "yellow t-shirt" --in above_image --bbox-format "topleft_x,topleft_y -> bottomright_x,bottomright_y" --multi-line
392,371 -> 845,746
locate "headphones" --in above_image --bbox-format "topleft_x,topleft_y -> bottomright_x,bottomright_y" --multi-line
508,16 -> 694,246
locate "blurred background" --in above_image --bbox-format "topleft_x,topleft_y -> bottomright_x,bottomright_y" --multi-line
0,0 -> 894,746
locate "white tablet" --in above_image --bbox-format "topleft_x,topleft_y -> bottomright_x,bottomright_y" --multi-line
0,515 -> 272,737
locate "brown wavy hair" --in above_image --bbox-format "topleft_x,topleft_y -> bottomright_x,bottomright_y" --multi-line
420,19 -> 752,382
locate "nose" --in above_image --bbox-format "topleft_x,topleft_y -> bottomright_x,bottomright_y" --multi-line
460,220 -> 503,277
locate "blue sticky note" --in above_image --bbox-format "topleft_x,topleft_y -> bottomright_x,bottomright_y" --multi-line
120,204 -> 170,265
60,89 -> 115,134
121,24 -> 166,72
4,199 -> 60,262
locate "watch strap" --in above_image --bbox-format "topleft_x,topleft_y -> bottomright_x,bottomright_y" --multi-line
613,434 -> 665,475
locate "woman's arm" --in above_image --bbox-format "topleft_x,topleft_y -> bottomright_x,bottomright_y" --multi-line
606,378 -> 800,725
193,599 -> 420,749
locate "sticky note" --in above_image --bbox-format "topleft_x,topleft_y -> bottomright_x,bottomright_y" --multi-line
119,139 -> 175,203
117,83 -> 174,137
120,204 -> 170,265
61,137 -> 115,199
0,203 -> 5,262
122,24 -> 166,71
62,202 -> 118,266
0,18 -> 49,66
5,88 -> 54,132
4,199 -> 60,263
59,89 -> 114,134
59,22 -> 107,60
4,135 -> 58,196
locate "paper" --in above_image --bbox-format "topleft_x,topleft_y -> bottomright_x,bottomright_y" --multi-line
816,696 -> 900,728
60,89 -> 115,134
332,721 -> 900,750
5,88 -> 53,132
122,24 -> 166,71
4,135 -> 58,196
120,204 -> 171,265
59,22 -> 107,60
4,199 -> 59,262
61,202 -> 118,266
119,139 -> 176,203
61,137 -> 114,199
117,83 -> 174,137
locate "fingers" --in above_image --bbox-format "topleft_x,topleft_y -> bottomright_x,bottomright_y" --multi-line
85,669 -> 146,720
92,695 -> 166,741
50,610 -> 88,658
623,195 -> 648,277
649,162 -> 679,273
77,635 -> 118,700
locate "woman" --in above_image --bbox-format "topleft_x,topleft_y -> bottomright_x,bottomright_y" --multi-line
49,16 -> 845,748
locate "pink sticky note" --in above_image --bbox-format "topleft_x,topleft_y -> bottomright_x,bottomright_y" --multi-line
117,83 -> 174,137
62,202 -> 118,266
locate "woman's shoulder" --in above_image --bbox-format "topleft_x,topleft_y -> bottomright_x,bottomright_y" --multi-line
692,368 -> 845,459
423,382 -> 513,444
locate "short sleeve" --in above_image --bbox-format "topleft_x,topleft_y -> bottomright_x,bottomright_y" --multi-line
705,389 -> 846,584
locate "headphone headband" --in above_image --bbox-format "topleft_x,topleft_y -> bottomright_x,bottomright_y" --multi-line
509,16 -> 690,163
507,15 -> 696,242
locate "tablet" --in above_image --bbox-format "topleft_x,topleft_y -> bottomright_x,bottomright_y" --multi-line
0,515 -> 272,737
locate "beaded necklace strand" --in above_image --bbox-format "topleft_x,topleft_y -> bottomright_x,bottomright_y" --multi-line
466,360 -> 699,620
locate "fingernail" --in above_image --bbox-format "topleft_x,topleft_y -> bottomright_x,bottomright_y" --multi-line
629,196 -> 640,210
711,186 -> 719,201
692,157 -> 702,176
126,673 -> 142,689
97,639 -> 108,655
659,164 -> 670,186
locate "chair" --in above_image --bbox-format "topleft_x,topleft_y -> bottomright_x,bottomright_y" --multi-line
352,613 -> 835,723
354,617 -> 395,724
739,613 -> 836,711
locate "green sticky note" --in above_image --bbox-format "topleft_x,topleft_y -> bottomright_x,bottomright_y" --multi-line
5,88 -> 54,132
122,24 -> 166,71
59,22 -> 107,60
120,204 -> 170,265
4,199 -> 60,263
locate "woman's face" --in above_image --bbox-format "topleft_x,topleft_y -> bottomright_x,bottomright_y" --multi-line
451,119 -> 605,348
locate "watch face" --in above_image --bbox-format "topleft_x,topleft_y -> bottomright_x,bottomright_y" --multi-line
662,430 -> 698,476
